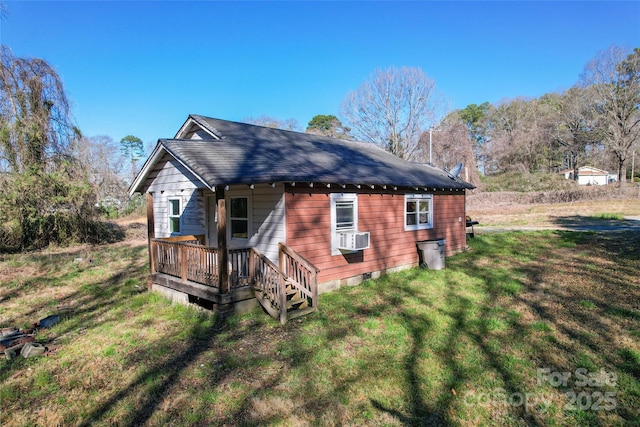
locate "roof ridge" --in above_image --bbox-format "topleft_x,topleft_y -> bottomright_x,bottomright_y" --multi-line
192,114 -> 408,157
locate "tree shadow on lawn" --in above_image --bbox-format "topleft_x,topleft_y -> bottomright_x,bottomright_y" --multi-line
0,244 -> 148,328
96,230 -> 636,426
5,231 -> 636,426
550,214 -> 640,232
76,316 -> 227,427
449,231 -> 640,425
234,232 -> 638,425
357,231 -> 638,425
311,272 -> 450,425
0,244 -> 150,384
0,232 -> 133,311
389,263 -> 546,425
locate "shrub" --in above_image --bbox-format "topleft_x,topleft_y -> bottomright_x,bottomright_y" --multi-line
467,185 -> 640,209
480,171 -> 576,192
0,165 -> 112,251
122,194 -> 146,217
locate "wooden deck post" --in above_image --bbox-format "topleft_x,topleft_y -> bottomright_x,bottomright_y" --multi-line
146,193 -> 156,276
181,244 -> 187,282
279,246 -> 286,277
216,185 -> 229,294
311,271 -> 318,310
248,248 -> 255,285
279,274 -> 287,325
278,246 -> 287,324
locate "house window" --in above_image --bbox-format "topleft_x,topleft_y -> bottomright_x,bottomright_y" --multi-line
330,193 -> 358,255
230,196 -> 249,239
404,194 -> 433,230
335,200 -> 356,230
168,198 -> 181,233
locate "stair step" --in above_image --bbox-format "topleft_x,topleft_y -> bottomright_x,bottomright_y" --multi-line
287,296 -> 309,310
286,306 -> 316,321
285,288 -> 298,297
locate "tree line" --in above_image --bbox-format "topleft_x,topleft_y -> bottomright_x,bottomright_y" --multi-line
458,45 -> 639,184
1,42 -> 637,250
298,46 -> 639,186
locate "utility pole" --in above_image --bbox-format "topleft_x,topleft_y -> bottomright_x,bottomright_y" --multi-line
632,150 -> 636,184
428,128 -> 433,164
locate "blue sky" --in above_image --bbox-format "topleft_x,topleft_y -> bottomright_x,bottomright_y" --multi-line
1,1 -> 639,148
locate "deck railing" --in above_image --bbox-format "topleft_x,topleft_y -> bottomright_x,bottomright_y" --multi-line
229,248 -> 251,288
150,239 -> 250,289
149,238 -> 318,323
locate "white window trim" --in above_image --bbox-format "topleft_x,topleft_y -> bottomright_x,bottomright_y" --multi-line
330,193 -> 357,255
404,194 -> 433,231
168,197 -> 182,234
228,193 -> 252,242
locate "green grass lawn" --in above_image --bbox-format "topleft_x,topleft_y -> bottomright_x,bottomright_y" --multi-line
1,231 -> 638,426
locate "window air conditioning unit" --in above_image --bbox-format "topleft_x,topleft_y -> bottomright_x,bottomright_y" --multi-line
337,231 -> 370,251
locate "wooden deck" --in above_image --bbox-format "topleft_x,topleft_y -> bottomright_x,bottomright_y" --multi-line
148,237 -> 318,324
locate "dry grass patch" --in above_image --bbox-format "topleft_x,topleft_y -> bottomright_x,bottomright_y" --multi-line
467,193 -> 640,228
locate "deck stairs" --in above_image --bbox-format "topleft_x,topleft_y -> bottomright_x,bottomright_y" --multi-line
251,243 -> 319,324
255,279 -> 316,322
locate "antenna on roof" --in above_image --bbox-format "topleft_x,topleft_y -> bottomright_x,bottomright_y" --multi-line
449,162 -> 463,179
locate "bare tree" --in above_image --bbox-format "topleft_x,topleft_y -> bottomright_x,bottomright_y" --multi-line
340,66 -> 446,160
485,97 -> 546,173
544,88 -> 601,174
459,102 -> 491,173
580,46 -> 640,183
422,110 -> 480,186
76,135 -> 128,204
244,115 -> 301,131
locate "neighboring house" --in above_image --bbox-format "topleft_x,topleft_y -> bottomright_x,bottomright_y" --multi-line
577,166 -> 609,186
129,115 -> 475,322
560,166 -> 613,186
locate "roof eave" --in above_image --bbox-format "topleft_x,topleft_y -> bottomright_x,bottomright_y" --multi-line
128,141 -> 215,197
159,141 -> 216,192
128,142 -> 166,197
174,115 -> 220,140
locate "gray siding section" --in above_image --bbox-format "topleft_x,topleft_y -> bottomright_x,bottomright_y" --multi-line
147,153 -> 206,238
145,155 -> 285,263
145,153 -> 203,192
251,185 -> 286,263
227,184 -> 286,264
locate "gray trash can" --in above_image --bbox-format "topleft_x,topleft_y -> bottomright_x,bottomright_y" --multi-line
416,239 -> 446,270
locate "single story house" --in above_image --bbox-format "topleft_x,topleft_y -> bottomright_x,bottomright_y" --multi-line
560,166 -> 615,186
129,115 -> 475,322
577,166 -> 609,186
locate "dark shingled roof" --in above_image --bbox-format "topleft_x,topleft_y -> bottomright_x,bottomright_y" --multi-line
146,115 -> 475,190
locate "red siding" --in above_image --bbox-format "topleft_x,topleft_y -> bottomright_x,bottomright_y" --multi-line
285,186 -> 467,285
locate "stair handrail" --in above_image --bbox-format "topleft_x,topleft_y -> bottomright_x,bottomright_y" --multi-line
250,247 -> 288,323
278,242 -> 320,274
278,243 -> 319,311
